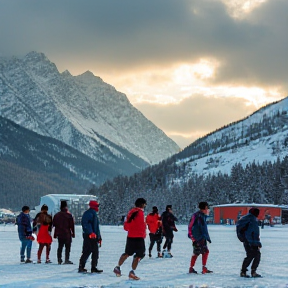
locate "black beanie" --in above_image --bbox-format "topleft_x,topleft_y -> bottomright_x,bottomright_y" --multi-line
166,205 -> 172,211
249,208 -> 260,217
60,200 -> 68,210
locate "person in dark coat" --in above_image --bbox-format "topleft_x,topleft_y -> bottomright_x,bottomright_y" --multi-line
78,200 -> 103,273
33,204 -> 53,263
161,205 -> 178,257
237,207 -> 262,278
16,206 -> 34,263
52,200 -> 75,264
188,201 -> 212,274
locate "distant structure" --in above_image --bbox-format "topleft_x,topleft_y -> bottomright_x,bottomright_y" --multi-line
213,203 -> 288,225
35,194 -> 98,224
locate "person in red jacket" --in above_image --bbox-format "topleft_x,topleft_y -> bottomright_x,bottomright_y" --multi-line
113,198 -> 147,280
146,206 -> 163,258
33,204 -> 53,264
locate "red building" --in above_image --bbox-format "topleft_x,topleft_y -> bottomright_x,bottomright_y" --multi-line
213,204 -> 288,224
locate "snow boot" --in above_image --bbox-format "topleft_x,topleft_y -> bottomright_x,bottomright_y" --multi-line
189,267 -> 198,274
78,267 -> 87,273
251,270 -> 262,278
25,259 -> 33,264
113,266 -> 121,277
240,271 -> 250,278
202,266 -> 213,274
64,260 -> 73,264
129,270 -> 140,280
91,267 -> 103,273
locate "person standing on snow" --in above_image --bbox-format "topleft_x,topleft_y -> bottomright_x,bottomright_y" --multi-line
237,207 -> 262,278
146,206 -> 163,258
16,205 -> 35,263
188,201 -> 212,274
52,200 -> 75,264
161,204 -> 178,257
33,204 -> 53,264
78,200 -> 103,273
113,198 -> 147,280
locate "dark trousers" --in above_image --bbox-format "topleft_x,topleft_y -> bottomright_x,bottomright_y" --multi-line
241,242 -> 261,272
57,238 -> 72,261
79,234 -> 99,269
148,233 -> 162,253
163,237 -> 173,251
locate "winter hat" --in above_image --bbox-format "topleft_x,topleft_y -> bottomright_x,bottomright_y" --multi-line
249,208 -> 260,217
166,205 -> 172,211
60,200 -> 68,210
22,206 -> 30,212
152,206 -> 158,213
41,204 -> 48,211
89,200 -> 99,209
199,202 -> 209,210
135,198 -> 147,207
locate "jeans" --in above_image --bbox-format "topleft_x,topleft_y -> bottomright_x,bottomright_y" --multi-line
20,238 -> 32,260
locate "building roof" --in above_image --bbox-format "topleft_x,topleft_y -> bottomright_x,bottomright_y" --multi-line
213,203 -> 288,209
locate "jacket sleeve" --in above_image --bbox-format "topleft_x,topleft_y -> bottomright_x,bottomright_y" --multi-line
246,218 -> 261,246
69,215 -> 75,237
188,214 -> 196,241
81,211 -> 93,235
23,214 -> 32,236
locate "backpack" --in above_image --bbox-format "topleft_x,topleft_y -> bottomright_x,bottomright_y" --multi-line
236,219 -> 249,242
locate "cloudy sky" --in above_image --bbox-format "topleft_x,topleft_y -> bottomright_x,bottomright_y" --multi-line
1,0 -> 287,148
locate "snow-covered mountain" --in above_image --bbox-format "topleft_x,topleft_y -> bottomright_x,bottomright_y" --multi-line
177,97 -> 288,177
0,51 -> 179,168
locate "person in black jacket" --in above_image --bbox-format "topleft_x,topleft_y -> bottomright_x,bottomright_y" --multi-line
161,205 -> 178,257
52,200 -> 75,265
16,206 -> 34,263
78,200 -> 103,273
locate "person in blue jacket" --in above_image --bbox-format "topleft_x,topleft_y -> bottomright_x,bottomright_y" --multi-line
16,206 -> 34,263
188,201 -> 212,274
78,200 -> 103,273
237,207 -> 262,278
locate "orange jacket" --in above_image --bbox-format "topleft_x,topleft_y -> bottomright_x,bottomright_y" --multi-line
124,207 -> 146,238
146,213 -> 161,234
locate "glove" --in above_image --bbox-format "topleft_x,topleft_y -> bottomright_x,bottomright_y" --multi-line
89,232 -> 97,239
26,235 -> 35,241
98,239 -> 102,247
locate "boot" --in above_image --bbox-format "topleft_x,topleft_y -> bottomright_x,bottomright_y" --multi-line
91,267 -> 103,273
78,266 -> 87,273
251,270 -> 261,278
202,266 -> 213,274
240,271 -> 250,278
45,259 -> 52,264
25,259 -> 33,264
64,260 -> 73,264
113,266 -> 121,277
189,267 -> 197,274
128,270 -> 140,280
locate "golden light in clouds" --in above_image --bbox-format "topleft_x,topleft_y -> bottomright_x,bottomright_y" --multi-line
220,0 -> 268,19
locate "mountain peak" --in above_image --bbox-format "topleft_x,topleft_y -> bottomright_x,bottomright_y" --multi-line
24,51 -> 48,62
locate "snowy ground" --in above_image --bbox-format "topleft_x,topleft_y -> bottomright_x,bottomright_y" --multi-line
0,224 -> 287,288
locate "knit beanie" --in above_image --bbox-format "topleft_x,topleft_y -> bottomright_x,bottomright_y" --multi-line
249,208 -> 260,217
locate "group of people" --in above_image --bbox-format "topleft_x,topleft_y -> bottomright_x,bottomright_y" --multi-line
16,198 -> 262,280
16,200 -> 75,265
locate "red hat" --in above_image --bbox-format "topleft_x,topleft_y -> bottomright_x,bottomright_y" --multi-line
89,200 -> 99,209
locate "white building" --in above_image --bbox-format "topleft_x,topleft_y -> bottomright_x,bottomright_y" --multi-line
35,194 -> 98,224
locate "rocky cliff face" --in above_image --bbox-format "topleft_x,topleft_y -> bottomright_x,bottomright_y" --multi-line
0,52 -> 179,168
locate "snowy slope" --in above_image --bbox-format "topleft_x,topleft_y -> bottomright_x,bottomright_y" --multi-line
0,224 -> 287,287
178,97 -> 288,177
0,52 -> 179,165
